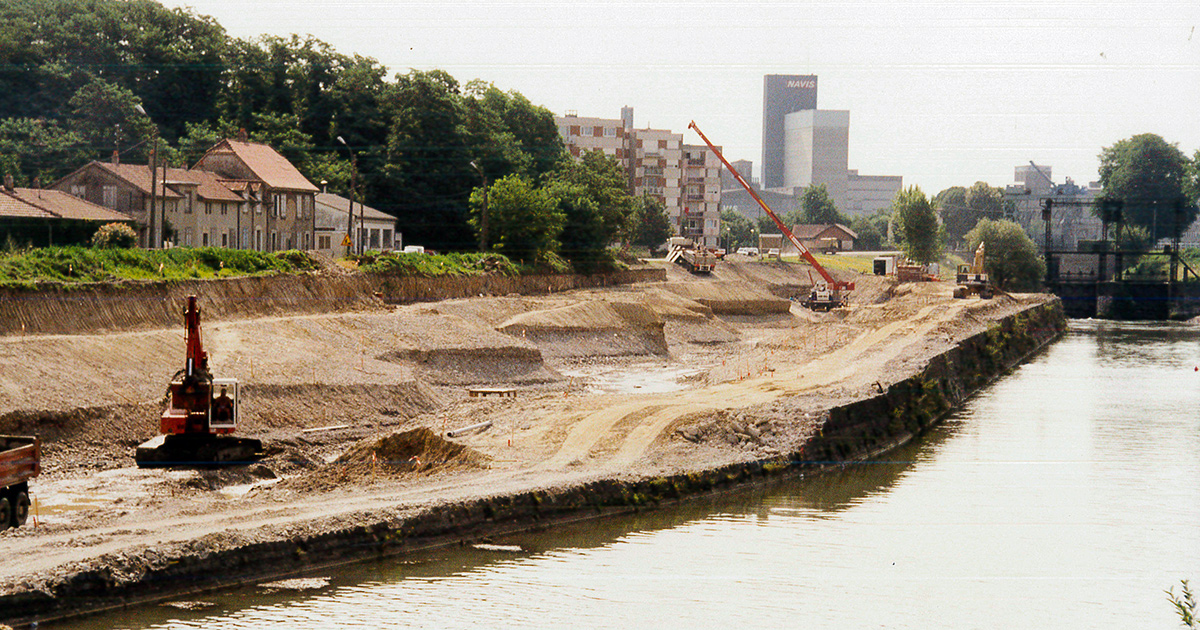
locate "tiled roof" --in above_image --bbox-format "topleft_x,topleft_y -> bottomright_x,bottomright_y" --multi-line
166,169 -> 244,202
211,140 -> 319,193
90,163 -> 183,199
0,188 -> 134,221
315,193 -> 395,222
789,223 -> 858,240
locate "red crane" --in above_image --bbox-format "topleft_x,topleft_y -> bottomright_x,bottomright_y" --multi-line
688,121 -> 853,309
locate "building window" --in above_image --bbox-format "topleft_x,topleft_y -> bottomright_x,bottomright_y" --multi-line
185,228 -> 193,246
71,184 -> 85,197
102,185 -> 116,207
604,127 -> 616,137
383,229 -> 392,249
370,229 -> 380,249
202,232 -> 209,247
241,228 -> 249,248
256,229 -> 262,250
220,203 -> 228,216
286,196 -> 296,219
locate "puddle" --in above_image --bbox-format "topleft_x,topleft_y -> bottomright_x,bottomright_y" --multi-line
560,362 -> 706,395
30,468 -> 195,522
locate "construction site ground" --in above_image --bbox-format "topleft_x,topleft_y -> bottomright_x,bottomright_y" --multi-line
0,257 -> 1054,601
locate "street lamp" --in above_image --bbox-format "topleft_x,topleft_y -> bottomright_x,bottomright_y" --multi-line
469,160 -> 488,251
135,104 -> 160,248
336,136 -> 358,256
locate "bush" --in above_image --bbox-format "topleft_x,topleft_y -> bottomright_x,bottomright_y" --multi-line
964,218 -> 1045,291
91,223 -> 137,249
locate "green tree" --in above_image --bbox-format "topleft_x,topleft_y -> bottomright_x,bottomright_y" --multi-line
545,179 -> 607,271
891,186 -> 943,264
800,183 -> 847,224
935,186 -> 971,247
67,78 -> 157,161
91,222 -> 137,248
850,210 -> 890,251
964,218 -> 1045,291
469,174 -> 564,263
633,195 -> 674,252
0,117 -> 87,185
720,208 -> 757,250
551,150 -> 637,244
1098,133 -> 1196,240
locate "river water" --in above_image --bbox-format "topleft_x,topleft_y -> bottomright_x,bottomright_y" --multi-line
62,320 -> 1200,629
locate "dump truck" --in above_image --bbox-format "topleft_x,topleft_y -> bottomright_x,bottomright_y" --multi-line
0,435 -> 39,529
135,296 -> 263,467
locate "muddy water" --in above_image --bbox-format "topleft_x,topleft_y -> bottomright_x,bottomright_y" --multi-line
58,320 -> 1200,629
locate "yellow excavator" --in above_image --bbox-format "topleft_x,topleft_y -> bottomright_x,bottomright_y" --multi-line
954,242 -> 992,299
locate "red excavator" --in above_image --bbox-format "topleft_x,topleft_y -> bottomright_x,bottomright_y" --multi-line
688,121 -> 854,309
135,296 -> 263,467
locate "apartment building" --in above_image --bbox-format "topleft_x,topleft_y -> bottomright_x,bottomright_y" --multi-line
556,108 -> 723,248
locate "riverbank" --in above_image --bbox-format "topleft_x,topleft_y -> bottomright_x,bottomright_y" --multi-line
0,263 -> 1063,626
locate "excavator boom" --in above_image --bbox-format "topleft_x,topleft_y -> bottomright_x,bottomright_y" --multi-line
687,121 -> 852,293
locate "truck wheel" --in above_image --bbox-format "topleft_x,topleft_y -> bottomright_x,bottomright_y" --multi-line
12,492 -> 29,527
0,497 -> 9,530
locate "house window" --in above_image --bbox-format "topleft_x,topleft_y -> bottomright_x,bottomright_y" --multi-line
604,127 -> 616,137
185,228 -> 193,246
202,232 -> 209,247
319,235 -> 330,249
241,228 -> 249,249
383,229 -> 392,249
71,184 -> 85,197
255,229 -> 262,250
220,203 -> 227,216
286,196 -> 296,219
271,232 -> 278,250
370,229 -> 380,248
221,232 -> 227,247
204,201 -> 212,215
102,185 -> 116,207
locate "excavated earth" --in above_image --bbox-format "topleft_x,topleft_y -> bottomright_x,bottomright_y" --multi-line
0,257 -> 1060,623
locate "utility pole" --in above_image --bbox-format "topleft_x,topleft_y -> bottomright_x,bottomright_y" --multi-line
337,136 -> 357,257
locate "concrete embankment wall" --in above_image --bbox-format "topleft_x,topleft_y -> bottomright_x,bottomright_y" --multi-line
0,268 -> 665,336
0,299 -> 1065,627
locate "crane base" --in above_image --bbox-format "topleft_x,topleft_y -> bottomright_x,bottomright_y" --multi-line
135,434 -> 264,468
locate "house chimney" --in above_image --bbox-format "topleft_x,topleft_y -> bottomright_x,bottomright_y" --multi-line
237,128 -> 248,142
3,174 -> 13,191
112,149 -> 120,166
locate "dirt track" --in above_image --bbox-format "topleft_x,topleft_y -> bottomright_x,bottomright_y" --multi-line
0,258 -> 1055,598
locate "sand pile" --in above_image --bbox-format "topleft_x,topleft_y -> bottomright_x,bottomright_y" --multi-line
332,427 -> 489,479
657,281 -> 792,315
497,300 -> 668,358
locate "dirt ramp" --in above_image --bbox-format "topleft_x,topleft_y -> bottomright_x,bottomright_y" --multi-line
497,301 -> 668,358
377,313 -> 557,385
658,280 -> 792,315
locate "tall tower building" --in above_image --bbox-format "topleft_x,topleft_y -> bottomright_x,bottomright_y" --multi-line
762,74 -> 818,189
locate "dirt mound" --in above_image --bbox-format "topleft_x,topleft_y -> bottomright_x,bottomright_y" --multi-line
657,280 -> 792,315
335,427 -> 488,478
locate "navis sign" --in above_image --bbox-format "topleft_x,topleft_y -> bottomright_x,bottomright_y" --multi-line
787,79 -> 816,89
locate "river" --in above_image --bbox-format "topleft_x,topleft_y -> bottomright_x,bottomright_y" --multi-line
61,320 -> 1200,629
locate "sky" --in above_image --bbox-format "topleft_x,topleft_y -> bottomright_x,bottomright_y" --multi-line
161,0 -> 1200,194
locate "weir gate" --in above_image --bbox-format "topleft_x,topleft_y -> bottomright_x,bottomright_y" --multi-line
1040,198 -> 1200,320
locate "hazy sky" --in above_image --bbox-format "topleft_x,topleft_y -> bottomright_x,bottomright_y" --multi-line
162,0 -> 1200,194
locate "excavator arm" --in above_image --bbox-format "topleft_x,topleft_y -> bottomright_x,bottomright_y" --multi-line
687,121 -> 853,294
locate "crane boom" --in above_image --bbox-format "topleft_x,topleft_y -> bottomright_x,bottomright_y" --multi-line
686,121 -> 852,292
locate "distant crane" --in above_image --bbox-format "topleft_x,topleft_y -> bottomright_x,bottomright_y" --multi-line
687,121 -> 853,309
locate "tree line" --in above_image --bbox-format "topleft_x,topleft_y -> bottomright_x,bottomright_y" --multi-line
0,0 -> 673,268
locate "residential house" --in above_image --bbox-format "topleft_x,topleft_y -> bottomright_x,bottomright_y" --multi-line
0,179 -> 134,247
193,139 -> 319,252
786,223 -> 858,253
314,192 -> 400,256
53,160 -> 183,248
